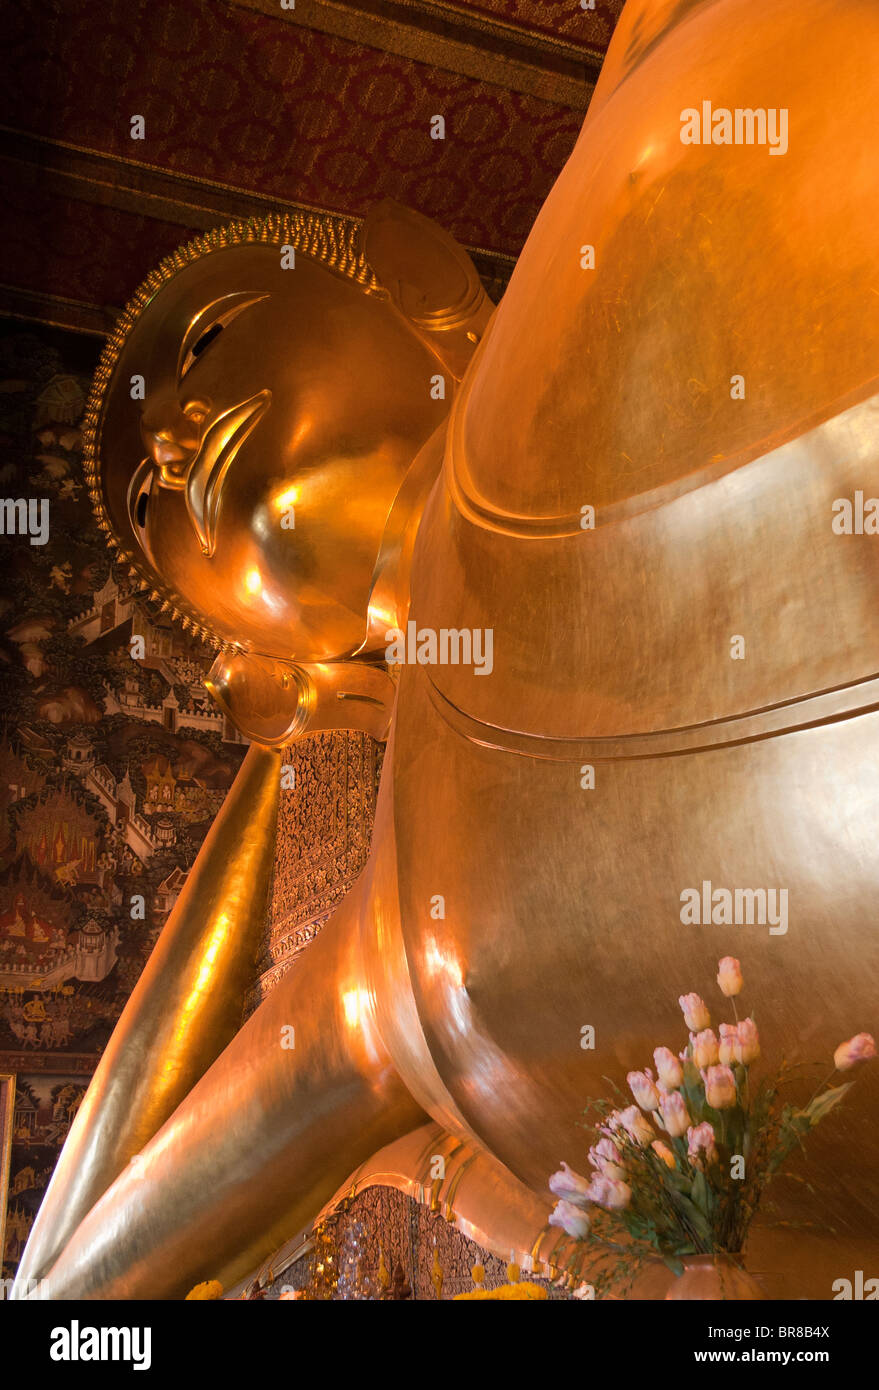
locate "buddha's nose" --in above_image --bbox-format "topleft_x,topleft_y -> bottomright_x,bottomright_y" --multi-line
140,397 -> 210,487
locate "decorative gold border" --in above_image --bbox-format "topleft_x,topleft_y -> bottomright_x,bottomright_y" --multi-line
82,211 -> 381,650
0,284 -> 118,338
0,1074 -> 15,1280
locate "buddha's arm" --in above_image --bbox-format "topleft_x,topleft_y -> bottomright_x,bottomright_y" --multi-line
13,741 -> 282,1295
27,881 -> 426,1300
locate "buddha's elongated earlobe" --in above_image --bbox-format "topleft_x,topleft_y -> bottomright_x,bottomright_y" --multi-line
205,650 -> 396,746
361,199 -> 494,381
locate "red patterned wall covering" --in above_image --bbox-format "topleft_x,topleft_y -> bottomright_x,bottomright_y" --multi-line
2,0 -> 582,256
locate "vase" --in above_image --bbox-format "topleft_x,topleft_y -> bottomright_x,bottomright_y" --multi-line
665,1254 -> 764,1300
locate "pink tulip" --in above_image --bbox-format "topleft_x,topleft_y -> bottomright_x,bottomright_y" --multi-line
679,993 -> 711,1031
718,1022 -> 739,1066
618,1104 -> 655,1146
549,1161 -> 591,1205
586,1174 -> 631,1211
549,1199 -> 591,1239
703,1064 -> 737,1109
687,1121 -> 719,1167
654,1046 -> 683,1090
737,1017 -> 760,1064
717,956 -> 743,997
658,1088 -> 691,1137
627,1069 -> 660,1110
588,1136 -> 627,1181
690,1028 -> 720,1068
834,1033 -> 877,1071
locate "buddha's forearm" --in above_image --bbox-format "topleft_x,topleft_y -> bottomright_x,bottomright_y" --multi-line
13,740 -> 282,1296
30,894 -> 424,1301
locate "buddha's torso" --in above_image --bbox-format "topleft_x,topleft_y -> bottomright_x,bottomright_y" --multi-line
372,0 -> 879,1231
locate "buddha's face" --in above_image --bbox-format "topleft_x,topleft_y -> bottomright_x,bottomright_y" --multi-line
98,243 -> 448,661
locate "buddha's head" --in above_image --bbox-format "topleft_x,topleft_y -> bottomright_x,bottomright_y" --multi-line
85,202 -> 492,666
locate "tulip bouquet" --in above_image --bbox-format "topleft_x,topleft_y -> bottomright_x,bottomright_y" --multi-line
548,957 -> 876,1298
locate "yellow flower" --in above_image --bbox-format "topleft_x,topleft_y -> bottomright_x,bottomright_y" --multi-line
185,1279 -> 223,1300
716,956 -> 743,997
651,1140 -> 676,1169
454,1282 -> 547,1301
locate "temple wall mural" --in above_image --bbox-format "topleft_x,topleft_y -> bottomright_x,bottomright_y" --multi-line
0,324 -> 247,1280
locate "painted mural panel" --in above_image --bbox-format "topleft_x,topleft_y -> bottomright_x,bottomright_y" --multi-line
0,325 -> 248,1283
1,1074 -> 87,1287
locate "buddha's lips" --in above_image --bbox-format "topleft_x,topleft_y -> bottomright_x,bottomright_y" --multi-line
185,389 -> 271,556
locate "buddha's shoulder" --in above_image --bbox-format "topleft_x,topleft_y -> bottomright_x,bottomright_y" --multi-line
452,0 -> 879,528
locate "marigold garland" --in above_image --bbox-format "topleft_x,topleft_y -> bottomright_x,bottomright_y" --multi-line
185,1279 -> 223,1300
454,1282 -> 547,1301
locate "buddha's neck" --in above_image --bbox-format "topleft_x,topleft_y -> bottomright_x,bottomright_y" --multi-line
357,420 -> 447,657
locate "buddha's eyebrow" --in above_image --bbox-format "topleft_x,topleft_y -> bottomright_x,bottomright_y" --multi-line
177,292 -> 268,381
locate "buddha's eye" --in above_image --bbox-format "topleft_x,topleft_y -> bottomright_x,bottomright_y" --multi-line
179,293 -> 268,380
127,457 -> 158,560
191,322 -> 224,360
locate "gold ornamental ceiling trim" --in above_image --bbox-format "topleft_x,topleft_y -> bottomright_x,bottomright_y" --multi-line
374,0 -> 607,62
227,0 -> 598,110
0,285 -> 120,338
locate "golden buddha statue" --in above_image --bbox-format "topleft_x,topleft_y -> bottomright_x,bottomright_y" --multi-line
16,0 -> 879,1299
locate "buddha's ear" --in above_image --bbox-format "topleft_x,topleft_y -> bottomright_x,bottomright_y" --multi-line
361,199 -> 493,380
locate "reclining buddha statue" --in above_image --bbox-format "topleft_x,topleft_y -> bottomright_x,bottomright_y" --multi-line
15,0 -> 879,1298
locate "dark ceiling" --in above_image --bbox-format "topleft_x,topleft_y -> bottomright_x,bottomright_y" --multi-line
0,0 -> 622,332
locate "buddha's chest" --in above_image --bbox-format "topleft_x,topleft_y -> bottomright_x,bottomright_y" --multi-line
388,661 -> 879,1194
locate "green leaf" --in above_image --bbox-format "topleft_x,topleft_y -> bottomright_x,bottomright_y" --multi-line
801,1082 -> 854,1126
673,1192 -> 713,1241
666,1171 -> 692,1194
691,1169 -> 711,1220
683,1059 -> 702,1090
